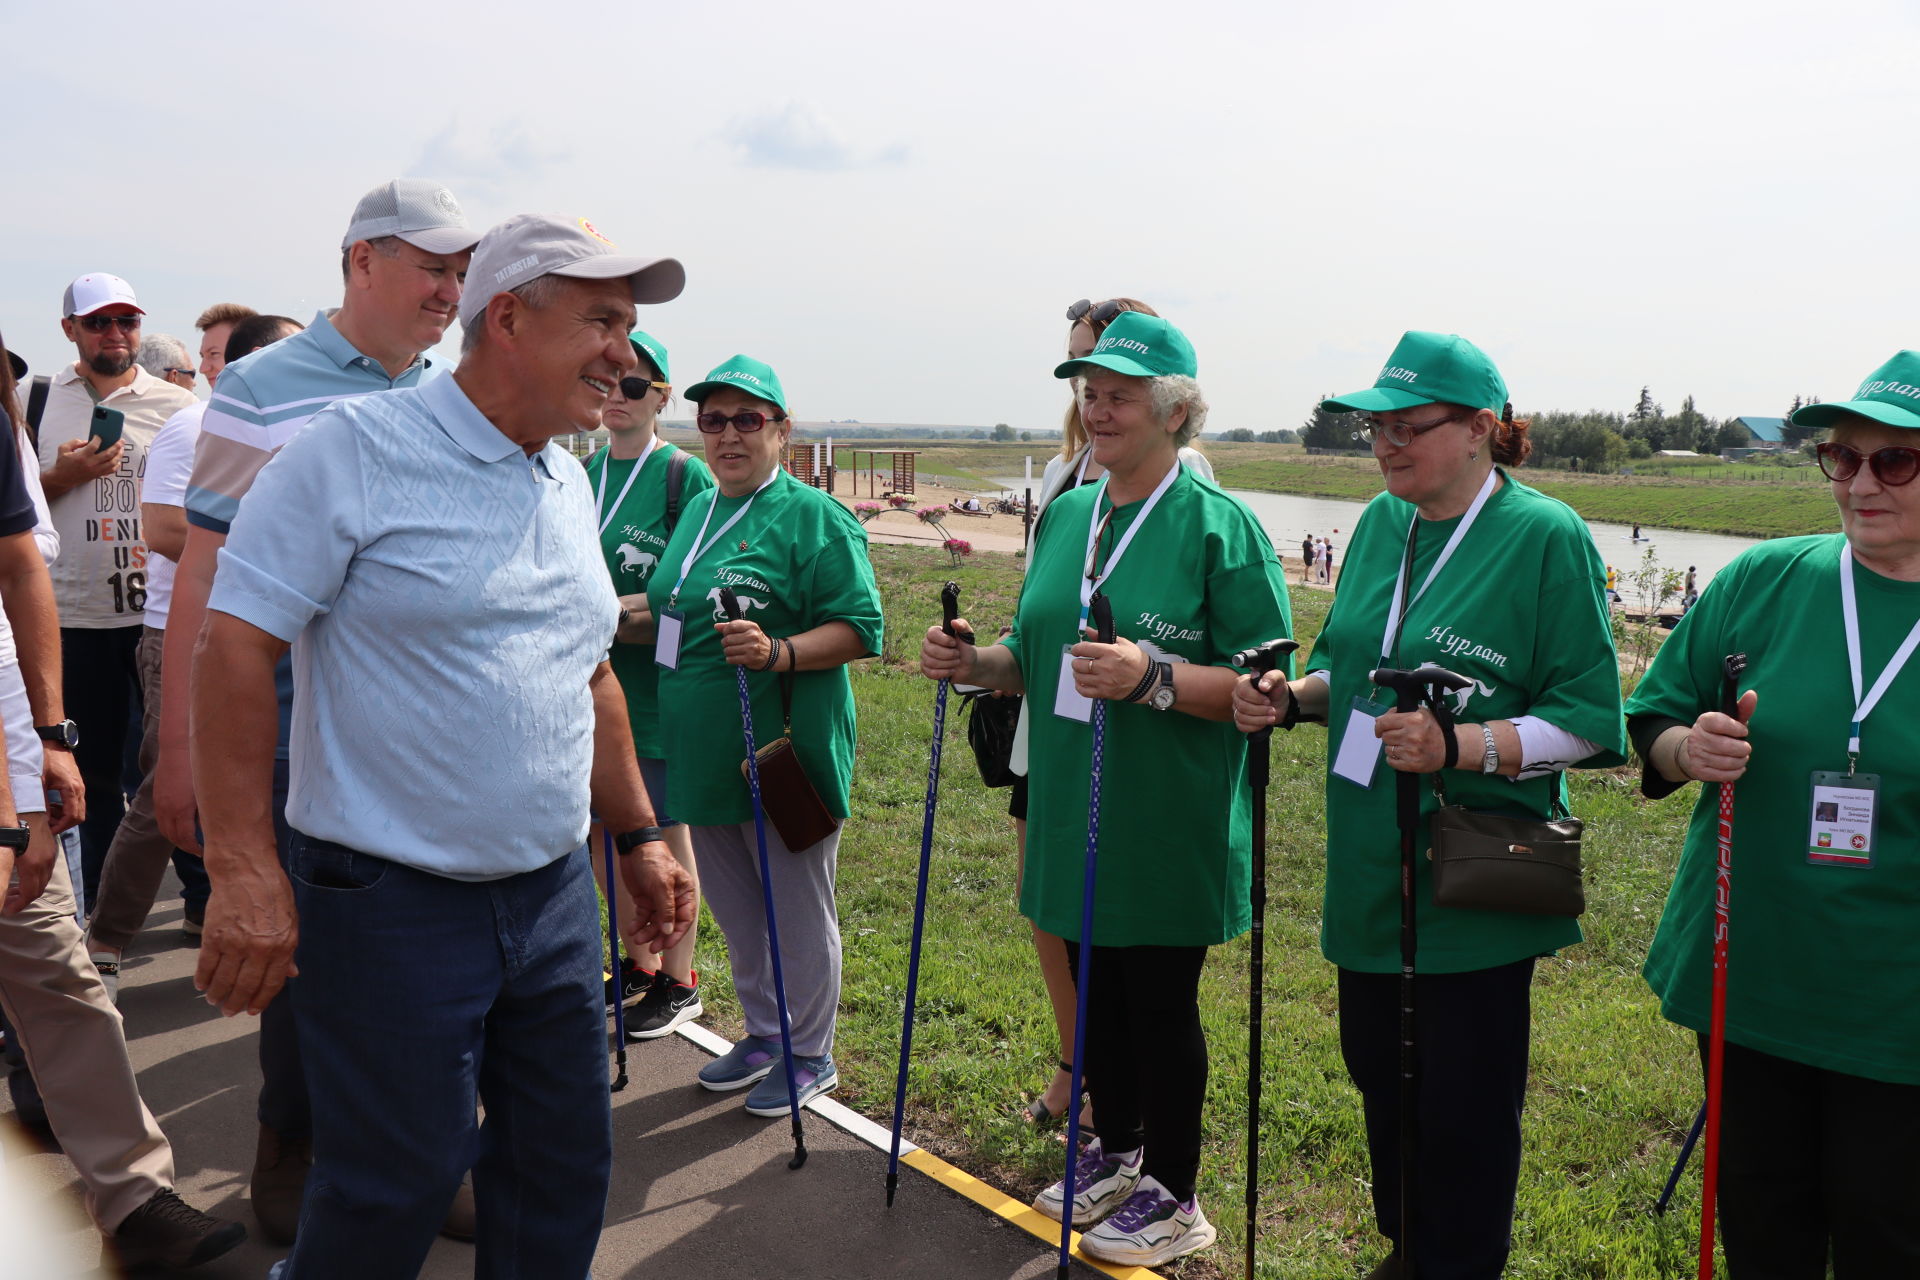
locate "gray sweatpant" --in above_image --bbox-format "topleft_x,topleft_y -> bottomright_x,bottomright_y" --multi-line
688,819 -> 842,1059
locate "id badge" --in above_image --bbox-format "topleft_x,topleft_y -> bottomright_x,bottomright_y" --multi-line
654,609 -> 686,670
1807,771 -> 1878,867
1332,696 -> 1390,789
1053,646 -> 1093,723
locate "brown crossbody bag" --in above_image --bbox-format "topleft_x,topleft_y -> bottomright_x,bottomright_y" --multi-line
741,671 -> 838,852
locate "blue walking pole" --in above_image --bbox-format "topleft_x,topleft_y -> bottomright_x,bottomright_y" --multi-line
600,825 -> 629,1092
720,588 -> 807,1170
887,581 -> 967,1208
1655,1103 -> 1708,1216
1056,591 -> 1114,1280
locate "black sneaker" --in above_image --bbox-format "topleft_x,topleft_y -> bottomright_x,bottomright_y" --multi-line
606,958 -> 652,1010
112,1188 -> 247,1270
626,969 -> 703,1040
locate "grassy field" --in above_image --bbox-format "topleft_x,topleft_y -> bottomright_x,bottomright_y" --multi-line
670,544 -> 1716,1279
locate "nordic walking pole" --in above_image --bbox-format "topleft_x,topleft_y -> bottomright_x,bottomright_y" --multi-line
720,587 -> 807,1170
1654,1103 -> 1706,1216
1057,590 -> 1116,1280
887,581 -> 968,1208
1698,652 -> 1749,1278
1368,663 -> 1472,1280
601,824 -> 629,1092
1229,637 -> 1299,1280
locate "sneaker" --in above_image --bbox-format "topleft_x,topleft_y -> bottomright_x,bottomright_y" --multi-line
1078,1175 -> 1217,1267
88,952 -> 120,1004
112,1188 -> 247,1270
606,958 -> 652,1010
697,1034 -> 780,1091
182,900 -> 205,939
742,1054 -> 837,1117
1031,1137 -> 1142,1227
627,969 -> 704,1040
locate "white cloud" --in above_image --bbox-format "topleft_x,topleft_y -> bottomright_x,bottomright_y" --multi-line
723,101 -> 908,172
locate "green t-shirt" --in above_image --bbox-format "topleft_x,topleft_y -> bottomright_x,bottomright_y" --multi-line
1003,467 -> 1292,948
584,442 -> 714,760
648,470 -> 883,826
1627,534 -> 1920,1085
1307,472 -> 1626,974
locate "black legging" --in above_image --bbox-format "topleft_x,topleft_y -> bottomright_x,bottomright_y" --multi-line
61,625 -> 142,906
1064,942 -> 1208,1201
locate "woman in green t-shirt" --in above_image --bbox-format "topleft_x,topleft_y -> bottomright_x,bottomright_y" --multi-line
584,330 -> 714,1039
1234,332 -> 1625,1280
922,312 -> 1291,1270
634,355 -> 883,1121
1625,352 -> 1920,1277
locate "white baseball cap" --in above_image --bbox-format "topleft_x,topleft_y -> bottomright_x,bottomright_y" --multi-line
458,213 -> 685,329
62,273 -> 143,318
341,178 -> 480,256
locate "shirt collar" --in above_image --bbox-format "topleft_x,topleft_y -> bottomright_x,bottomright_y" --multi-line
53,362 -> 171,401
419,374 -> 524,464
307,309 -> 432,378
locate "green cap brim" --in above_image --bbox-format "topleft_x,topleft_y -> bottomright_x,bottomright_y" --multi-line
1792,400 -> 1920,432
1320,386 -> 1438,414
683,380 -> 786,412
1053,353 -> 1159,380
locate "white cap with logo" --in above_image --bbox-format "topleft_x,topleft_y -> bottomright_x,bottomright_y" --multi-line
458,213 -> 685,329
63,273 -> 143,318
341,179 -> 480,256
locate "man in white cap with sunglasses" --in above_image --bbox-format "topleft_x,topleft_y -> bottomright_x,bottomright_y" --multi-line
193,213 -> 693,1276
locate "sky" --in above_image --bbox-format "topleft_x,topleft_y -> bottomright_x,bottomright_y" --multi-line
2,0 -> 1914,434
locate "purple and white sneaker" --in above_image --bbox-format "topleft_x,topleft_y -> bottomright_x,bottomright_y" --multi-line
698,1034 -> 779,1091
1031,1137 -> 1143,1227
1078,1174 -> 1217,1267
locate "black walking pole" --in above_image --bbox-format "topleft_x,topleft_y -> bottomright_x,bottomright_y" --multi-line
720,588 -> 807,1170
1229,638 -> 1299,1280
1056,591 -> 1116,1280
1368,663 -> 1471,1280
887,582 -> 969,1207
601,825 -> 629,1092
1654,1103 -> 1707,1216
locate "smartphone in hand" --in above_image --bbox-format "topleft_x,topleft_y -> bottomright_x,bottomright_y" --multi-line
88,406 -> 125,450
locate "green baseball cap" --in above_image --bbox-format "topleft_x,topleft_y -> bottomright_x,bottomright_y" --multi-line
1053,312 -> 1198,380
683,354 -> 787,412
629,330 -> 669,382
1791,351 -> 1920,431
1322,331 -> 1508,415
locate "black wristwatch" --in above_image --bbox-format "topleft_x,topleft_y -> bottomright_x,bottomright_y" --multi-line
614,825 -> 666,855
35,720 -> 78,749
0,822 -> 29,851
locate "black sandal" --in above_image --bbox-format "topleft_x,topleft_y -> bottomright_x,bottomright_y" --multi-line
1023,1060 -> 1086,1126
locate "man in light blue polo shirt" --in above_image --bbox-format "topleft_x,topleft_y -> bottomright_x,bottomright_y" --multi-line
192,212 -> 692,1278
152,178 -> 480,1245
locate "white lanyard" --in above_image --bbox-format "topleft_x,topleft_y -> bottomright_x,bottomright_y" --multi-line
1378,468 -> 1499,666
593,436 -> 662,536
667,469 -> 777,608
1837,540 -> 1920,764
1078,461 -> 1180,629
1075,448 -> 1094,485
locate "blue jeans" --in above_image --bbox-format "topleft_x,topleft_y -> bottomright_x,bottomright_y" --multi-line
281,836 -> 611,1280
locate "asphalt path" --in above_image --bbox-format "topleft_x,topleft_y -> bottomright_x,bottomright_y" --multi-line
1,875 -> 1112,1279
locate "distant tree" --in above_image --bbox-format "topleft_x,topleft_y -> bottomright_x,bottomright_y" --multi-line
1667,394 -> 1706,453
1020,431 -> 1032,441
1256,429 -> 1296,444
1301,398 -> 1358,450
1713,420 -> 1752,453
1222,428 -> 1256,442
991,423 -> 1016,442
1626,436 -> 1653,459
1630,386 -> 1662,421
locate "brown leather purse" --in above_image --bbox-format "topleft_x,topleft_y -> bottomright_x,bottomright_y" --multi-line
1427,779 -> 1586,917
740,674 -> 838,852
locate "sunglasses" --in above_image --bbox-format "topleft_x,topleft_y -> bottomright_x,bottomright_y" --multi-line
165,367 -> 196,381
1816,440 -> 1920,487
1359,410 -> 1468,448
76,314 -> 140,333
617,377 -> 669,399
1065,298 -> 1128,327
696,410 -> 783,434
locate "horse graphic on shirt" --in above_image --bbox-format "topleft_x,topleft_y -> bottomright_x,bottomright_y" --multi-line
616,544 -> 658,578
706,587 -> 770,621
1446,677 -> 1497,717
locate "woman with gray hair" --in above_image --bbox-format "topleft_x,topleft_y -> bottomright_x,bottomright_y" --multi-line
921,311 -> 1290,1268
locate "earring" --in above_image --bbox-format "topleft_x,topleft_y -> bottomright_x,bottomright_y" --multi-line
1469,449 -> 1479,460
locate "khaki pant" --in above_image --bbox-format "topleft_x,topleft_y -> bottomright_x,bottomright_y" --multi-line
85,627 -> 180,952
0,848 -> 171,1230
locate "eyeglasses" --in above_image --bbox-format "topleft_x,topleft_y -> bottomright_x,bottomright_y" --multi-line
1065,298 -> 1128,327
696,410 -> 783,434
165,367 -> 196,382
76,314 -> 140,333
1816,440 -> 1920,487
1359,410 -> 1468,448
618,377 -> 669,399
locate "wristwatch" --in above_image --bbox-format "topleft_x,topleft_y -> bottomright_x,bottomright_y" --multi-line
1479,723 -> 1500,774
614,825 -> 666,855
0,822 -> 29,851
1147,662 -> 1177,712
35,720 -> 78,749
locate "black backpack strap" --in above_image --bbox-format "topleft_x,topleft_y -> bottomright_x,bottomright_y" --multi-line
24,376 -> 50,453
664,448 -> 689,534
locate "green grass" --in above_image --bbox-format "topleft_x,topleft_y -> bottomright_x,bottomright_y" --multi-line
675,545 -> 1714,1278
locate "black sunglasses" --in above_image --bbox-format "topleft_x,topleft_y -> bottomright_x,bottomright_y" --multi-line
1065,298 -> 1127,327
696,410 -> 783,434
1817,440 -> 1920,487
165,367 -> 196,381
618,377 -> 669,399
77,314 -> 140,333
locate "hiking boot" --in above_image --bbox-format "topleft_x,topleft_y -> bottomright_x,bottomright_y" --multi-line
1078,1175 -> 1216,1267
697,1034 -> 779,1091
606,957 -> 652,1011
626,970 -> 703,1040
1031,1137 -> 1142,1227
440,1176 -> 477,1242
112,1188 -> 247,1270
250,1124 -> 311,1246
743,1054 -> 837,1117
89,952 -> 120,1004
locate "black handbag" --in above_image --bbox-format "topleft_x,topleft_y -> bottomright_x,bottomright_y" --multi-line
961,689 -> 1021,789
1428,776 -> 1585,917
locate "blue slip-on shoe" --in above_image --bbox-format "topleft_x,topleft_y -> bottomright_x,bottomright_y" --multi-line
742,1053 -> 837,1117
697,1034 -> 780,1092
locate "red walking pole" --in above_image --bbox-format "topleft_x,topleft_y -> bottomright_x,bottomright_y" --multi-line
1697,652 -> 1747,1279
